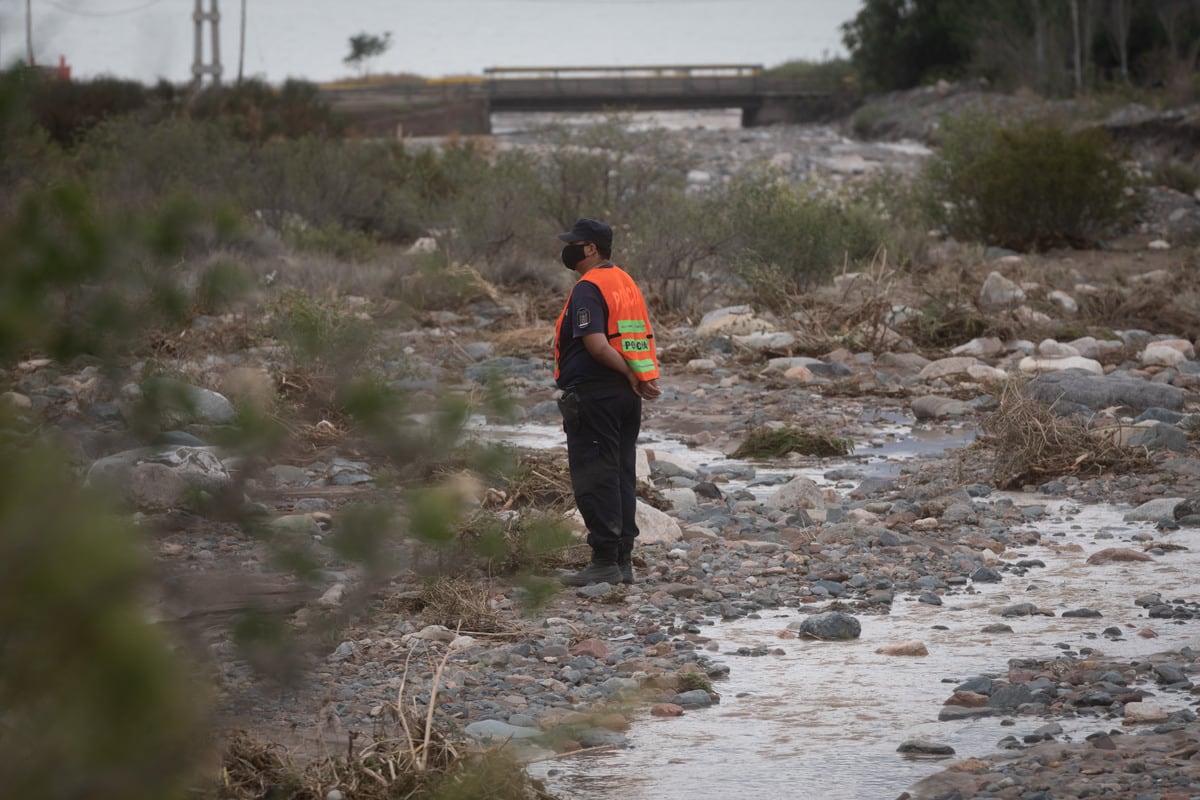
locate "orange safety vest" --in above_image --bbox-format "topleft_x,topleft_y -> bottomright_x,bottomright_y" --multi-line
554,265 -> 659,382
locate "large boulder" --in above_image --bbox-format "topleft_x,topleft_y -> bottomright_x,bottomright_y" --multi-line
697,306 -> 772,336
636,501 -> 684,545
919,357 -> 980,382
144,378 -> 237,427
1018,356 -> 1103,375
87,445 -> 233,494
764,476 -> 826,512
1026,369 -> 1185,412
978,271 -> 1025,308
911,396 -> 973,420
796,611 -> 861,641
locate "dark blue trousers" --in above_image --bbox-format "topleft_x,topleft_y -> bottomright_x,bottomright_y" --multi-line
559,383 -> 641,560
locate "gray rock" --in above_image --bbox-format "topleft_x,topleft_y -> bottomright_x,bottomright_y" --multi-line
462,342 -> 495,361
1135,407 -> 1186,424
911,395 -> 973,420
271,515 -> 321,536
1000,603 -> 1038,617
1062,608 -> 1102,618
157,430 -> 207,447
127,462 -> 190,511
463,719 -> 542,742
971,566 -> 1002,583
797,611 -> 861,641
988,683 -> 1034,709
1026,369 -> 1185,412
1175,498 -> 1200,519
1125,498 -> 1184,522
897,740 -> 955,756
328,641 -> 359,662
955,676 -> 993,694
1127,423 -> 1191,452
979,271 -> 1025,308
673,689 -> 716,708
1154,664 -> 1189,685
938,705 -> 998,721
576,728 -> 630,748
87,445 -> 233,494
147,378 -> 236,426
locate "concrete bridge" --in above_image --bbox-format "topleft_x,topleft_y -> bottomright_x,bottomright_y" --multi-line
483,64 -> 838,127
322,64 -> 842,136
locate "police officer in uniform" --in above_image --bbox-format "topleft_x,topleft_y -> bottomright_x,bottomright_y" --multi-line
554,218 -> 661,586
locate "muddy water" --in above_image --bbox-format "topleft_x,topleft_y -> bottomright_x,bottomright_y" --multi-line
527,503 -> 1200,800
468,416 -> 1199,798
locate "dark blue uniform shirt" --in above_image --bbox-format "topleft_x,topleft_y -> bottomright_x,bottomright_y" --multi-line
556,266 -> 625,390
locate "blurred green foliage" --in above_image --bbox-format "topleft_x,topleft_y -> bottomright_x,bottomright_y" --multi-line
0,434 -> 207,800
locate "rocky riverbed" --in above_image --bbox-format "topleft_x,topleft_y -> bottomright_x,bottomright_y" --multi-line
7,91 -> 1200,799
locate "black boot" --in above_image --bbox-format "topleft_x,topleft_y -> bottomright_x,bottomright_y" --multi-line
561,546 -> 622,587
617,542 -> 635,585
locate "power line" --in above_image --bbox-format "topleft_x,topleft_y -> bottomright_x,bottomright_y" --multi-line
42,0 -> 167,18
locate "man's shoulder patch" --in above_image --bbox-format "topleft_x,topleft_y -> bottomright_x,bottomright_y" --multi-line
576,307 -> 590,328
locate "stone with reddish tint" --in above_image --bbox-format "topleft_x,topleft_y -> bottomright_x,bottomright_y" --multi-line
1086,547 -> 1155,565
650,703 -> 684,717
570,638 -> 609,659
945,691 -> 989,708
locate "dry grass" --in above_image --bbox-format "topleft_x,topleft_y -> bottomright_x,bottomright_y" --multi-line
417,576 -> 505,634
217,726 -> 545,800
1076,275 -> 1200,342
216,632 -> 555,800
980,380 -> 1154,489
503,451 -> 575,513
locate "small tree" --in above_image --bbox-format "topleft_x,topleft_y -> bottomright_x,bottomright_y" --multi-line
343,32 -> 393,80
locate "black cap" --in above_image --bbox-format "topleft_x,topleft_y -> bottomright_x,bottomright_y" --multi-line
557,217 -> 613,249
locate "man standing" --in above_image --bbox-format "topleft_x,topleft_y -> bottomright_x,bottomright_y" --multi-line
553,218 -> 661,587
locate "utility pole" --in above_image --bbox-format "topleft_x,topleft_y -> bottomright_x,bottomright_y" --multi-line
191,0 -> 223,90
237,0 -> 246,84
26,0 -> 35,66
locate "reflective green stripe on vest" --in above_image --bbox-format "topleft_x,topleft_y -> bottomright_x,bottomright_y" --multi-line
617,319 -> 646,333
627,358 -> 656,373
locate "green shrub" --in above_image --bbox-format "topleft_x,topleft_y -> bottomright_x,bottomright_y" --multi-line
922,113 -> 1136,251
187,78 -> 342,141
284,220 -> 379,261
1149,159 -> 1200,195
850,105 -> 886,139
26,75 -> 151,146
723,173 -> 893,303
267,286 -> 374,365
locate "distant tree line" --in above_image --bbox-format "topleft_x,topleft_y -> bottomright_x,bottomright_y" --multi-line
842,0 -> 1200,96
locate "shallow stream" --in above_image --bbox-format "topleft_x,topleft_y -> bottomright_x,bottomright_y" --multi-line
469,415 -> 1200,799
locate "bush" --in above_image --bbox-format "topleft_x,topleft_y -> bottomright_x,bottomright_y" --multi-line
723,172 -> 893,304
187,78 -> 342,141
922,113 -> 1136,251
1149,159 -> 1200,195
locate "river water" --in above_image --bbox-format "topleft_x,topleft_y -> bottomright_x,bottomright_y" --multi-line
469,415 -> 1200,799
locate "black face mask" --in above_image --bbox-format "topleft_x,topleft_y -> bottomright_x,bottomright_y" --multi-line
561,243 -> 588,270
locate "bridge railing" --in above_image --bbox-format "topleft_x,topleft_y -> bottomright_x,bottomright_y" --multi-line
482,64 -> 831,98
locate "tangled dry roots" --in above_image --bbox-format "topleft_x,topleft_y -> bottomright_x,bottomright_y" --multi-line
418,576 -> 505,634
980,381 -> 1154,489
